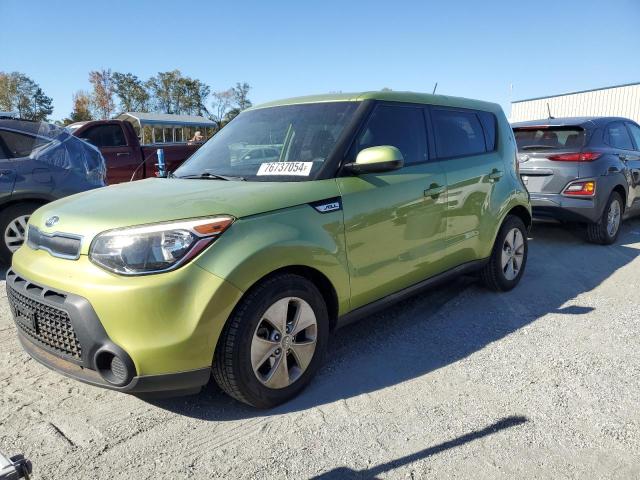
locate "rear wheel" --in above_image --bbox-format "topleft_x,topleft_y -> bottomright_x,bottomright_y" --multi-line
480,215 -> 528,291
0,202 -> 41,264
587,192 -> 623,245
212,273 -> 329,408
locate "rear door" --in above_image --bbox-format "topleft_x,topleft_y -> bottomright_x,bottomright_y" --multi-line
0,129 -> 20,201
337,103 -> 448,309
82,123 -> 137,184
430,107 -> 507,265
514,125 -> 587,194
623,122 -> 640,208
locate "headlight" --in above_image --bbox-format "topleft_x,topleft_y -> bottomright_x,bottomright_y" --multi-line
89,216 -> 234,275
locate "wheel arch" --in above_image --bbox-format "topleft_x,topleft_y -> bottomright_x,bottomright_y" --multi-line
235,265 -> 340,332
506,204 -> 532,231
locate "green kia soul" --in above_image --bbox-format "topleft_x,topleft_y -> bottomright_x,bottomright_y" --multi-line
8,92 -> 531,408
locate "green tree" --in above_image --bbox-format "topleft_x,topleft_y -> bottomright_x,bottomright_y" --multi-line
112,72 -> 149,112
146,70 -> 211,116
210,88 -> 234,129
0,72 -> 53,121
89,69 -> 116,119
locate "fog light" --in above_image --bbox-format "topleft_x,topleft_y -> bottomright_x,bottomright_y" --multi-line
95,350 -> 132,386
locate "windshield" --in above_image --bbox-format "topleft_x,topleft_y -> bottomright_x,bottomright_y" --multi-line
174,102 -> 359,181
514,126 -> 586,150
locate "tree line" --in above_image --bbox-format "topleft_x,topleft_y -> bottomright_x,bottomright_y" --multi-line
0,69 -> 252,130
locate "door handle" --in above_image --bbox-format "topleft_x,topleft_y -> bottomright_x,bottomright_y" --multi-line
619,153 -> 628,162
0,169 -> 14,177
116,152 -> 131,157
424,184 -> 446,198
488,169 -> 503,181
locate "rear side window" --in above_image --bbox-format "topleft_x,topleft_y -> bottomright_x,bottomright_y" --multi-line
432,109 -> 486,158
605,122 -> 634,150
478,111 -> 497,151
626,123 -> 640,151
0,129 -> 51,158
353,105 -> 428,165
514,126 -> 585,150
83,124 -> 127,148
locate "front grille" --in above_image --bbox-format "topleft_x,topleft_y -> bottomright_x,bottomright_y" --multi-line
27,225 -> 81,259
8,285 -> 82,359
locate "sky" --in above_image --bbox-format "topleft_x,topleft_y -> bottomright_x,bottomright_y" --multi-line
1,0 -> 639,121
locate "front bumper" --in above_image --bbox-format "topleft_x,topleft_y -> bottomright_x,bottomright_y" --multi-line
529,192 -> 602,223
9,247 -> 244,393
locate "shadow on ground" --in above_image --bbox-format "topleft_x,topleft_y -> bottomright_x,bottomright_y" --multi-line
149,218 -> 640,420
309,415 -> 528,479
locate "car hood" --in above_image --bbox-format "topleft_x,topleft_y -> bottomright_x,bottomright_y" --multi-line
29,178 -> 341,253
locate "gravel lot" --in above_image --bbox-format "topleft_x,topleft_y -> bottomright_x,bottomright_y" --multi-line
1,220 -> 639,479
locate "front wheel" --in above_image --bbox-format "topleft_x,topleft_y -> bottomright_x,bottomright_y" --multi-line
587,192 -> 623,245
480,215 -> 528,291
0,202 -> 41,265
212,273 -> 329,408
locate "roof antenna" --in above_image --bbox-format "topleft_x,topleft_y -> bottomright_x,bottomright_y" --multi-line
547,102 -> 555,119
432,82 -> 438,95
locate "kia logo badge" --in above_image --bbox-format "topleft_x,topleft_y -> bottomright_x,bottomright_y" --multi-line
45,216 -> 59,227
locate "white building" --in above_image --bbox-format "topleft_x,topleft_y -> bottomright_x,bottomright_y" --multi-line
510,82 -> 640,124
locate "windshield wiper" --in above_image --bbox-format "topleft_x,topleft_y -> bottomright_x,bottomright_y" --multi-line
519,145 -> 558,150
177,172 -> 246,181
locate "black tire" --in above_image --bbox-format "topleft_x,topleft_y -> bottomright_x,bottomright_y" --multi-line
480,215 -> 528,292
0,202 -> 41,265
212,273 -> 329,408
587,192 -> 623,245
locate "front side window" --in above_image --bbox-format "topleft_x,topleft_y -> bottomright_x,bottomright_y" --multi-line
606,122 -> 633,150
432,109 -> 486,158
84,124 -> 127,148
352,105 -> 427,165
175,102 -> 359,181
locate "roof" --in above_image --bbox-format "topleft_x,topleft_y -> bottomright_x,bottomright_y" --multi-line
511,116 -> 632,128
0,119 -> 65,138
250,91 -> 502,114
513,82 -> 640,104
115,112 -> 216,126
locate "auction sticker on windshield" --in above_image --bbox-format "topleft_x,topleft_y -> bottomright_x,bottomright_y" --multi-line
256,162 -> 312,176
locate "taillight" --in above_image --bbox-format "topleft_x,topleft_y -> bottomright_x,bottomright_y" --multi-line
548,152 -> 601,162
563,180 -> 596,196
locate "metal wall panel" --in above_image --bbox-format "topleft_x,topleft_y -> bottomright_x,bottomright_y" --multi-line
510,83 -> 640,124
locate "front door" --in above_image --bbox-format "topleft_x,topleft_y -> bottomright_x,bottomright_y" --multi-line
337,103 -> 448,310
82,123 -> 138,184
623,122 -> 640,209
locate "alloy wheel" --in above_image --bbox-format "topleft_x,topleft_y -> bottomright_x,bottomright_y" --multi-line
4,215 -> 30,252
251,297 -> 318,389
606,199 -> 621,238
501,227 -> 525,281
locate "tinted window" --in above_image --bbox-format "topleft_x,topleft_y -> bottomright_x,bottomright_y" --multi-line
84,124 -> 127,148
432,109 -> 486,158
0,129 -> 50,158
606,122 -> 633,150
353,105 -> 427,165
514,126 -> 585,150
625,123 -> 640,151
478,111 -> 497,151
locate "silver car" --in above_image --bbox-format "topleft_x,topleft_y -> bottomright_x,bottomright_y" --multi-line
513,117 -> 640,244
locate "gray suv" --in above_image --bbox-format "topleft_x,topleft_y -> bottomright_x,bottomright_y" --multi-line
0,120 -> 106,262
513,117 -> 640,244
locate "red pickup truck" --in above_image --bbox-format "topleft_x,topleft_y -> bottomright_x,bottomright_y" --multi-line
68,112 -> 215,184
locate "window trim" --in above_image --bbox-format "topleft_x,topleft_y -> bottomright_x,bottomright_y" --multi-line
428,105 -> 495,161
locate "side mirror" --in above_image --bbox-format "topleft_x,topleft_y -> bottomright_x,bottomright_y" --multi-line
344,145 -> 404,174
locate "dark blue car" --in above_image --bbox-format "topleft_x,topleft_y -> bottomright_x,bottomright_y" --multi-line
0,119 -> 106,262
